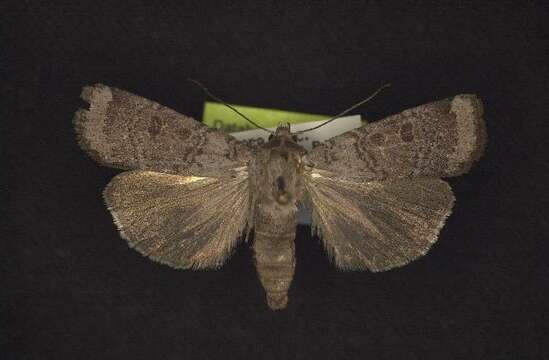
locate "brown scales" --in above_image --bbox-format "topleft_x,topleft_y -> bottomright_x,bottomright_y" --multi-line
74,84 -> 486,310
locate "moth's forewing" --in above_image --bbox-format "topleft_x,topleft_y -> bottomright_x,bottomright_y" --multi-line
306,95 -> 485,182
74,84 -> 250,175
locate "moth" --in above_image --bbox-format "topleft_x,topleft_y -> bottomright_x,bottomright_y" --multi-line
74,84 -> 486,310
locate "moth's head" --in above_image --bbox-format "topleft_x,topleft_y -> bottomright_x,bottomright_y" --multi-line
274,123 -> 291,138
268,123 -> 299,144
265,123 -> 305,156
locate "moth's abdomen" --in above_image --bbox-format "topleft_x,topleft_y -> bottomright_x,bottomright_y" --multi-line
253,205 -> 297,310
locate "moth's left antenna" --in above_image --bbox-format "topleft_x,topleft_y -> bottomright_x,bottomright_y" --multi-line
188,79 -> 274,134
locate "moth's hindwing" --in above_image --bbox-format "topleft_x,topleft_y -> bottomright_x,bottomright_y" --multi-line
103,169 -> 251,269
304,171 -> 455,271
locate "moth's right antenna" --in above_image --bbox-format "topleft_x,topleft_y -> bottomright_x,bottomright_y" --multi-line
296,83 -> 391,134
188,79 -> 274,134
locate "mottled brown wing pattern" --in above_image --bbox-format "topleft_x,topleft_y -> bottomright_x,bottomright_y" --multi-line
74,84 -> 251,176
306,94 -> 486,182
103,169 -> 250,269
304,170 -> 455,271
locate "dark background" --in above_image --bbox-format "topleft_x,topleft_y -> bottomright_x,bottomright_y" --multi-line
4,1 -> 548,359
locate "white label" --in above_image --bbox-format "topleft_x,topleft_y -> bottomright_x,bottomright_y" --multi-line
229,115 -> 362,151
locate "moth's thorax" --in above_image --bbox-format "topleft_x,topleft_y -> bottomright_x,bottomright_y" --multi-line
249,128 -> 306,207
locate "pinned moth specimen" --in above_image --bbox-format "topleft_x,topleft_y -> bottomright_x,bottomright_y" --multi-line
74,84 -> 486,310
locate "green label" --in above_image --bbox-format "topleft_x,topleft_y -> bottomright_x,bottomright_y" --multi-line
202,102 -> 329,132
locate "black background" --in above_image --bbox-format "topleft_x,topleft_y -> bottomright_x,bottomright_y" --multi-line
4,2 -> 548,359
